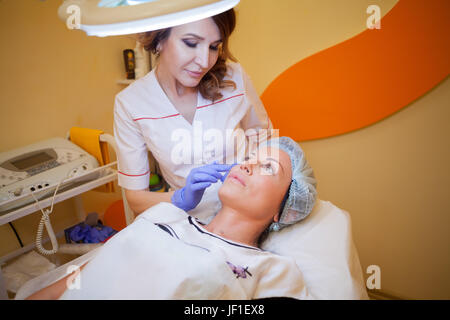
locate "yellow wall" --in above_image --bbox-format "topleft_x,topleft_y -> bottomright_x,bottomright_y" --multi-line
0,0 -> 449,299
0,0 -> 128,258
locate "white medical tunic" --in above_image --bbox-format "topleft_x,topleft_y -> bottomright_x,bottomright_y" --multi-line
113,62 -> 273,220
60,203 -> 311,300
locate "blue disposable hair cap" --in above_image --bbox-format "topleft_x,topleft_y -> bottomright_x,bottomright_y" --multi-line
260,136 -> 317,231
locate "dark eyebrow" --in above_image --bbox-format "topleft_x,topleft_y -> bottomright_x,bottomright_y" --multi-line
182,33 -> 222,44
267,157 -> 285,176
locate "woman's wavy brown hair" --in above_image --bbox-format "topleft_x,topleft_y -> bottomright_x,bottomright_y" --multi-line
137,9 -> 237,102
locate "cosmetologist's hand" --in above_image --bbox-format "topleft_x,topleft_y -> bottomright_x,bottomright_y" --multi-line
171,162 -> 236,212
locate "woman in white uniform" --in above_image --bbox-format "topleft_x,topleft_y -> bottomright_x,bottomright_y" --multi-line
114,8 -> 273,219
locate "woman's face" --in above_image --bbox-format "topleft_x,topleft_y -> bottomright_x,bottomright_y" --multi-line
219,147 -> 293,223
158,18 -> 222,88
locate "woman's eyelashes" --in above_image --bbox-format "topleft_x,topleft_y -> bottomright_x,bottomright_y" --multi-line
260,162 -> 274,174
182,40 -> 220,51
242,157 -> 275,175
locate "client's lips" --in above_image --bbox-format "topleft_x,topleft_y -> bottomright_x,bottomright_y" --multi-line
229,172 -> 246,187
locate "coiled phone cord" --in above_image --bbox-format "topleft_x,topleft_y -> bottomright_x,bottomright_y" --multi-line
31,178 -> 64,255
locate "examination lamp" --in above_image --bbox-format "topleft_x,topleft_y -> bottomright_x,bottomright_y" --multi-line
58,0 -> 240,37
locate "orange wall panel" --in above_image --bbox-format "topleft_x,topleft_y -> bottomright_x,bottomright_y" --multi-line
261,0 -> 450,141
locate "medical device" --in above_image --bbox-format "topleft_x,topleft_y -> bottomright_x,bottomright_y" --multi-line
0,138 -> 99,213
0,138 -> 100,255
58,0 -> 240,37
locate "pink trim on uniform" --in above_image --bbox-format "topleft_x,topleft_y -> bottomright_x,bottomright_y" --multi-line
132,93 -> 245,122
118,170 -> 150,177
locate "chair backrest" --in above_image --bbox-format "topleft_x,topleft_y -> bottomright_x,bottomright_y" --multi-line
66,130 -> 135,227
99,133 -> 135,226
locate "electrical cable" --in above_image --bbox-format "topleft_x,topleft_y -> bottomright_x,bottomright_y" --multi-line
30,177 -> 66,255
8,222 -> 24,248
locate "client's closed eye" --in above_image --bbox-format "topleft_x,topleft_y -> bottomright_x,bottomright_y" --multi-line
260,162 -> 274,174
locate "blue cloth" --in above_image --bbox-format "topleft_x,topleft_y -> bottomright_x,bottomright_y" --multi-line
69,224 -> 116,243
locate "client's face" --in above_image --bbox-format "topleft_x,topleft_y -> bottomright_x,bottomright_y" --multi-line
219,147 -> 292,222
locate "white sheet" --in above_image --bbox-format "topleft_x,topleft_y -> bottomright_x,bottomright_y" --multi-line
57,204 -> 312,300
15,198 -> 368,300
262,199 -> 368,299
60,214 -> 248,299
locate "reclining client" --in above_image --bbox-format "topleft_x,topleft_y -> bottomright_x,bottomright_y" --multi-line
27,136 -> 317,300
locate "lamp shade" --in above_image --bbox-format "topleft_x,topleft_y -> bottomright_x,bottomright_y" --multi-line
58,0 -> 240,37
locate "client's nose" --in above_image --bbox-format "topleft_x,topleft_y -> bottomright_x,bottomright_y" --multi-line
240,162 -> 253,175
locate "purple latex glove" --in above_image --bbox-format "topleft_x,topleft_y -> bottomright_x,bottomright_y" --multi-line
70,225 -> 90,242
85,226 -> 115,243
70,224 -> 116,243
171,162 -> 236,212
85,228 -> 100,243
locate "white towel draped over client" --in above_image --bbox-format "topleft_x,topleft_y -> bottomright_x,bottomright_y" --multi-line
60,202 -> 311,300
